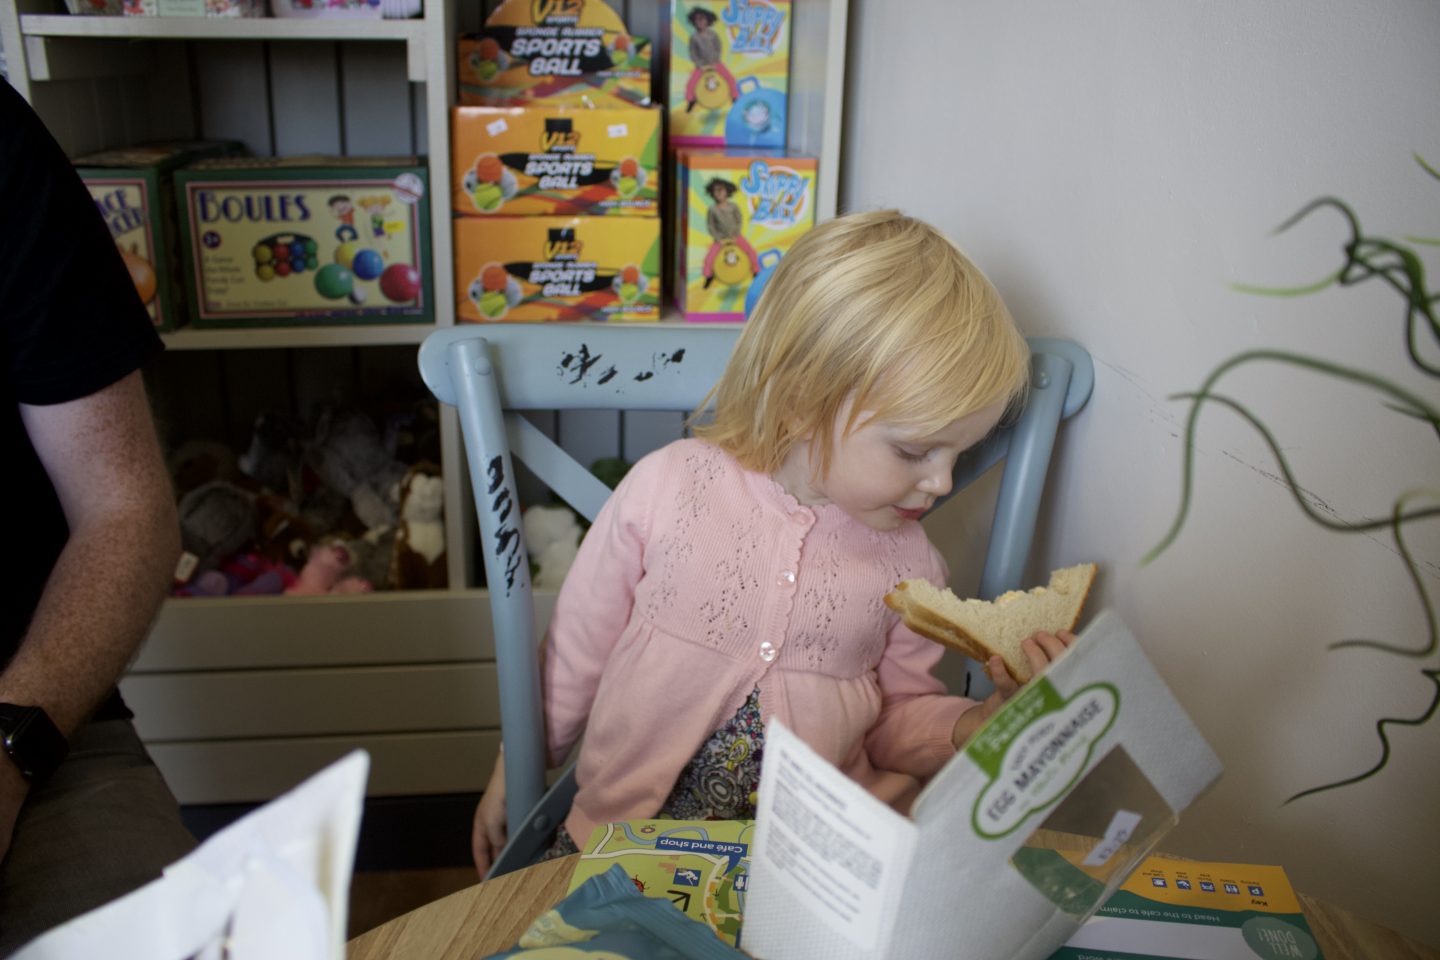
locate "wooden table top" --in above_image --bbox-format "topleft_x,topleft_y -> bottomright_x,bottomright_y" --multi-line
346,854 -> 1439,960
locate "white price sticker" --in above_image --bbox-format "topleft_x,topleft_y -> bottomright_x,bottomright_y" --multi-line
486,118 -> 509,136
607,123 -> 628,138
174,551 -> 199,584
1083,809 -> 1144,867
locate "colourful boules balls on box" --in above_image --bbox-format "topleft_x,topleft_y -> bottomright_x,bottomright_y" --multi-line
253,233 -> 318,279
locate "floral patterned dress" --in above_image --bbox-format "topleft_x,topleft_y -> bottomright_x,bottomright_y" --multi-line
543,687 -> 766,859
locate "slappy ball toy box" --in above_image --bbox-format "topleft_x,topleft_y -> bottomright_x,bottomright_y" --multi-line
74,140 -> 240,331
675,149 -> 816,321
459,0 -> 652,109
174,157 -> 431,327
744,611 -> 1223,960
455,215 -> 660,322
669,0 -> 791,149
452,105 -> 661,217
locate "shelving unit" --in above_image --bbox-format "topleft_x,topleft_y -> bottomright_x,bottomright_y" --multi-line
0,0 -> 848,806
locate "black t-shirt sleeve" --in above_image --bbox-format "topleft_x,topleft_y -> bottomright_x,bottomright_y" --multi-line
1,81 -> 163,406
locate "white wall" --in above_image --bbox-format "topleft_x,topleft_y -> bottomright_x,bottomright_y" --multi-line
847,0 -> 1440,946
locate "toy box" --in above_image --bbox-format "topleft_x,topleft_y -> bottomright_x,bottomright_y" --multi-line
668,0 -> 790,149
454,216 -> 660,322
74,140 -> 242,332
459,0 -> 652,108
675,149 -> 816,321
63,0 -> 122,15
122,0 -> 261,16
452,105 -> 661,217
270,0 -> 381,18
174,157 -> 432,328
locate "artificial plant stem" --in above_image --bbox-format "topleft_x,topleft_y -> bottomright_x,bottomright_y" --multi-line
1141,350 -> 1440,565
1285,667 -> 1440,805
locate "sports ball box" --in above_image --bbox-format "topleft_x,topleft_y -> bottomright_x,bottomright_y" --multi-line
675,148 -> 816,321
459,0 -> 651,109
455,215 -> 660,322
174,157 -> 431,327
453,105 -> 661,217
669,0 -> 790,149
74,140 -> 241,332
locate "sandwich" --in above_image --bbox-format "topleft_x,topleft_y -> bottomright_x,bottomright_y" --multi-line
884,563 -> 1097,683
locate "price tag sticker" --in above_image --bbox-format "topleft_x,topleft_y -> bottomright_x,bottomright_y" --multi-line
487,119 -> 509,136
1083,809 -> 1144,866
174,551 -> 199,585
607,123 -> 628,138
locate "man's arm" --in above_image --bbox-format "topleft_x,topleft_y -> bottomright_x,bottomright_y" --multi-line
0,370 -> 177,860
1,370 -> 178,731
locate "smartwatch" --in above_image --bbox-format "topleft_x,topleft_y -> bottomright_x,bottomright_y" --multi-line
0,703 -> 69,785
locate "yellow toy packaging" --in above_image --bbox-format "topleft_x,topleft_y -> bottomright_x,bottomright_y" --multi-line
455,216 -> 660,322
74,140 -> 240,331
676,149 -> 816,321
459,0 -> 652,109
452,105 -> 661,217
668,0 -> 791,149
174,157 -> 431,327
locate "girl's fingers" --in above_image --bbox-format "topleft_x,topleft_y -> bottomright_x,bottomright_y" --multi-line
988,655 -> 1019,696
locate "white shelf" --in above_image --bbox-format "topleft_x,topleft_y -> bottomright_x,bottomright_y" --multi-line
18,13 -> 433,81
160,322 -> 440,350
19,13 -> 422,42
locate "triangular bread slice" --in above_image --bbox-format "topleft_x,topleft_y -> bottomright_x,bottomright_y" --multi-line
884,563 -> 1097,683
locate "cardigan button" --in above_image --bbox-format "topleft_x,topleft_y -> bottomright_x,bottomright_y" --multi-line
759,641 -> 777,662
778,570 -> 795,585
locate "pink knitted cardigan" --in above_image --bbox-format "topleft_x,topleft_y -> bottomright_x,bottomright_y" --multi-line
543,438 -> 977,844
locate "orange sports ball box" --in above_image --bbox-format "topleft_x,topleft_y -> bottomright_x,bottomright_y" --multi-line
455,215 -> 660,322
452,105 -> 661,217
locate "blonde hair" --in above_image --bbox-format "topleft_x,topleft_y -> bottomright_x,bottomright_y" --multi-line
692,210 -> 1030,475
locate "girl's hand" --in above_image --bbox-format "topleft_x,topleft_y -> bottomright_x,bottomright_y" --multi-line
471,757 -> 508,878
951,630 -> 1078,749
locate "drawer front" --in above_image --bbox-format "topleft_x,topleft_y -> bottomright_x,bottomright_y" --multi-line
122,663 -> 500,740
137,589 -> 559,671
148,731 -> 501,804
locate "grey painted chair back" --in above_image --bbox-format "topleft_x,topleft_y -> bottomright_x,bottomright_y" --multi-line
418,324 -> 1092,878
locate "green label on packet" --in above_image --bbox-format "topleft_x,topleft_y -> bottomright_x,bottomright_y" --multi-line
967,680 -> 1120,839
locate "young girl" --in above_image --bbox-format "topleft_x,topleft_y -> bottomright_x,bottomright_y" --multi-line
471,210 -> 1076,874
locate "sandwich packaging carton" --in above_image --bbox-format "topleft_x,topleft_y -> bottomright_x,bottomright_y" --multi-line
1051,853 -> 1323,959
174,156 -> 432,327
743,611 -> 1223,960
454,215 -> 661,322
674,148 -> 816,321
668,0 -> 791,149
452,105 -> 661,217
74,140 -> 241,331
459,0 -> 652,109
